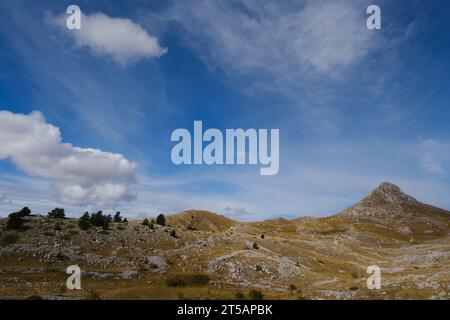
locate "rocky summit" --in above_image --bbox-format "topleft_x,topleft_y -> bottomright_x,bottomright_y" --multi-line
0,182 -> 449,300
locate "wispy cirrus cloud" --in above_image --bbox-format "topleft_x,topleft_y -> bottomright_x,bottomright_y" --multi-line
417,139 -> 448,174
159,0 -> 391,135
166,0 -> 378,88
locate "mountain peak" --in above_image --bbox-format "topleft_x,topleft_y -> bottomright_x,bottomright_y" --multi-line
339,182 -> 422,218
364,182 -> 418,205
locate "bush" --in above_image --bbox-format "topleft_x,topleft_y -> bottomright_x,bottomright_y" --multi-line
261,234 -> 265,239
166,276 -> 186,287
248,290 -> 264,300
55,252 -> 68,261
288,284 -> 297,291
14,207 -> 31,217
1,234 -> 20,246
156,214 -> 166,226
142,218 -> 150,226
252,242 -> 259,250
61,230 -> 79,240
6,214 -> 25,230
234,292 -> 245,300
166,274 -> 210,287
24,295 -> 43,300
6,207 -> 31,230
170,230 -> 177,238
48,208 -> 65,219
255,265 -> 263,272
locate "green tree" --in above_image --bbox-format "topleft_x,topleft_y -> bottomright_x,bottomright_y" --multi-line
78,212 -> 91,230
7,213 -> 25,229
113,212 -> 122,223
248,290 -> 264,300
48,208 -> 65,219
156,214 -> 166,226
15,207 -> 31,217
6,207 -> 31,229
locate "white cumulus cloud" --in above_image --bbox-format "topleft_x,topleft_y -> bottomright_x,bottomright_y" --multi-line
52,12 -> 167,65
0,110 -> 137,207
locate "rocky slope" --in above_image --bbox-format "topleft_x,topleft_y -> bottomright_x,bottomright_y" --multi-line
0,182 -> 449,300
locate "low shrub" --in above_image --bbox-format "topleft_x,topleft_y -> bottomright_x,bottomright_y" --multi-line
48,208 -> 65,219
234,292 -> 245,300
248,290 -> 264,300
25,295 -> 43,300
156,214 -> 166,226
166,274 -> 210,287
113,212 -> 123,223
1,234 -> 20,246
61,230 -> 78,241
6,209 -> 29,230
85,290 -> 102,300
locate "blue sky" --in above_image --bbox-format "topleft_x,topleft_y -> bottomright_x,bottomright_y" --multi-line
0,0 -> 450,220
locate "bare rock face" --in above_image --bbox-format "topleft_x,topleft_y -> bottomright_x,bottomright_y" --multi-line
360,182 -> 418,206
340,182 -> 420,218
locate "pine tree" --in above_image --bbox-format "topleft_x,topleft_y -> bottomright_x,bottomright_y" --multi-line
6,207 -> 31,229
78,212 -> 91,230
7,213 -> 25,229
156,214 -> 166,226
48,208 -> 65,219
113,212 -> 122,223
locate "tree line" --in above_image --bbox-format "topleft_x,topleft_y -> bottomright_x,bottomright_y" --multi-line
5,207 -> 167,232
